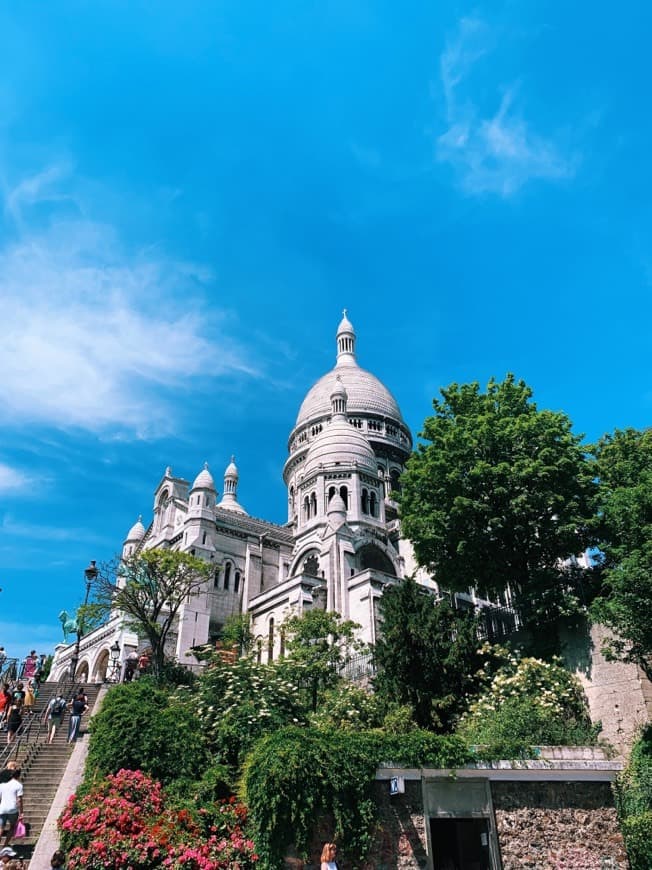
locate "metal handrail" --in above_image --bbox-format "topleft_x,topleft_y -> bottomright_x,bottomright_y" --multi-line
0,676 -> 79,772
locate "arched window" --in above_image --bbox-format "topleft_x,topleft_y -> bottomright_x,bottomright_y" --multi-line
202,531 -> 207,545
234,571 -> 241,594
279,628 -> 286,658
213,568 -> 220,589
390,469 -> 401,495
370,491 -> 378,517
268,618 -> 274,662
304,554 -> 319,576
310,492 -> 317,518
158,488 -> 169,506
224,563 -> 231,591
361,488 -> 369,514
339,486 -> 349,509
303,496 -> 310,521
328,486 -> 336,502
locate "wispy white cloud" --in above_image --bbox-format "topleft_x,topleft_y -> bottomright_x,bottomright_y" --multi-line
0,463 -> 31,493
0,165 -> 259,437
436,18 -> 576,196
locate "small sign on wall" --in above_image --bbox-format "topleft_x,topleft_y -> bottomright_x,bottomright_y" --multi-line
390,776 -> 405,796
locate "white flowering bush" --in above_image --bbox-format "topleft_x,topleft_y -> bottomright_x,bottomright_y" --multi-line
457,648 -> 598,755
195,655 -> 308,768
309,683 -> 385,731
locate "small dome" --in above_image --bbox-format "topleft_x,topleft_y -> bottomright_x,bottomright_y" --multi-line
224,456 -> 239,479
125,516 -> 145,542
191,462 -> 215,491
337,309 -> 355,338
304,418 -> 377,478
327,493 -> 347,515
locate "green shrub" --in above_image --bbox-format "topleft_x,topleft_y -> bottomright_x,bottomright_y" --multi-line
616,725 -> 652,870
86,679 -> 207,785
196,656 -> 307,768
309,684 -> 385,731
621,812 -> 652,870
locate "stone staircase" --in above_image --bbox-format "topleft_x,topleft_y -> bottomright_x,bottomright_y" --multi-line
9,682 -> 103,863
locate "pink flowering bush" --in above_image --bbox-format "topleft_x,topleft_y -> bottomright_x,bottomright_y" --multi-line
59,769 -> 258,869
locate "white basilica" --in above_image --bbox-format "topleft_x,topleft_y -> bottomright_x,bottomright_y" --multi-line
50,312 -> 429,681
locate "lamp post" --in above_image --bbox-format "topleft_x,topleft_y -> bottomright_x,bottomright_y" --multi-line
108,640 -> 121,683
69,560 -> 98,681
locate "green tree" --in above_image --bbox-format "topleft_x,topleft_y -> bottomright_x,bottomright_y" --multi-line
590,429 -> 652,679
220,612 -> 254,655
97,549 -> 212,679
281,609 -> 361,712
399,375 -> 596,628
373,578 -> 486,731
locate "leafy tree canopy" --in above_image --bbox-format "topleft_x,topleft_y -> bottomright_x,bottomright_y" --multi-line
399,375 -> 597,627
280,609 -> 362,711
590,428 -> 652,679
96,549 -> 212,679
373,578 -> 486,731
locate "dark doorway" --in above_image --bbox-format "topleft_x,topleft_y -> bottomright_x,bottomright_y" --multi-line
430,818 -> 491,870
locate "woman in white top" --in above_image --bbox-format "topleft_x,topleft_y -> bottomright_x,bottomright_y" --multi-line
320,841 -> 338,870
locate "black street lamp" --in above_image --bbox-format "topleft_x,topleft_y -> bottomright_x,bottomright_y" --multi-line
69,560 -> 98,680
108,640 -> 121,682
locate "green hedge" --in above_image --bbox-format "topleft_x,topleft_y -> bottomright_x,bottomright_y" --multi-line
242,726 -> 471,868
86,679 -> 208,785
616,725 -> 652,870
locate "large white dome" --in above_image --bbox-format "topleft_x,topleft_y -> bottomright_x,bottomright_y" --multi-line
296,365 -> 404,427
295,311 -> 405,428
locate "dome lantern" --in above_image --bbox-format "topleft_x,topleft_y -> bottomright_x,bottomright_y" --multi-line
330,376 -> 348,419
336,309 -> 356,367
217,456 -> 248,515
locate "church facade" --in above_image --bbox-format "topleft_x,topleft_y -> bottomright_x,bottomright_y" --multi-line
50,313 -> 431,681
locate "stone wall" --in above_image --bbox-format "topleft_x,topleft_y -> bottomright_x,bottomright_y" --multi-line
573,623 -> 652,752
491,781 -> 629,869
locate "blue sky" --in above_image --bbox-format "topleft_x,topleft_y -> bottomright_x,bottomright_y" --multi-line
0,1 -> 650,661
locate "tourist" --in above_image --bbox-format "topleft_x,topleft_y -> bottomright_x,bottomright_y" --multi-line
33,655 -> 47,688
0,767 -> 23,847
5,705 -> 21,746
320,842 -> 339,870
49,849 -> 65,868
124,651 -> 138,682
9,687 -> 23,712
0,847 -> 20,866
137,650 -> 150,676
22,685 -> 34,716
21,654 -> 37,683
43,694 -> 67,744
67,691 -> 89,743
0,687 -> 12,724
0,651 -> 6,672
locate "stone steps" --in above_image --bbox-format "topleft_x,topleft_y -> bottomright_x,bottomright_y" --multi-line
12,682 -> 104,862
